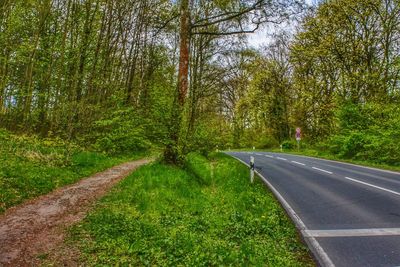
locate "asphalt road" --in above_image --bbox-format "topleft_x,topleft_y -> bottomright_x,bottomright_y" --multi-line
226,151 -> 400,267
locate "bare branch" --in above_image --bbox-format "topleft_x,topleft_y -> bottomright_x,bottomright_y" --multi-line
193,23 -> 261,36
153,13 -> 179,37
192,0 -> 266,28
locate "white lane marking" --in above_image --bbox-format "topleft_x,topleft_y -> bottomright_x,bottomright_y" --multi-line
292,161 -> 306,166
277,157 -> 287,161
304,228 -> 400,237
265,155 -> 274,158
312,167 -> 333,174
256,153 -> 263,156
282,153 -> 400,176
232,156 -> 334,267
345,177 -> 400,196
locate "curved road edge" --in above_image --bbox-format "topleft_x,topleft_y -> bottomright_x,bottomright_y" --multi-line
229,154 -> 335,267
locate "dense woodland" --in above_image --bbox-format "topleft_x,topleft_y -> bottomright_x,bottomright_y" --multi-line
1,0 -> 399,165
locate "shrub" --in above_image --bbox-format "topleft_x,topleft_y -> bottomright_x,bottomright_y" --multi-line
92,108 -> 151,155
255,135 -> 279,149
185,117 -> 231,156
341,131 -> 368,158
337,102 -> 371,131
325,102 -> 400,165
281,140 -> 296,150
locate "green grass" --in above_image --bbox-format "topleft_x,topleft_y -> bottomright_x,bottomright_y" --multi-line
66,153 -> 314,266
0,129 -> 148,214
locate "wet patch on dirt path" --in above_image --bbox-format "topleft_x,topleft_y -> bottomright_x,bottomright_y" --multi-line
0,159 -> 152,266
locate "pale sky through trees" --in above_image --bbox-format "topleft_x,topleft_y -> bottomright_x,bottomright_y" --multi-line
248,26 -> 272,48
247,0 -> 317,48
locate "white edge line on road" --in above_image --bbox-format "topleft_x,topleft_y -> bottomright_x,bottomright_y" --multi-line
292,161 -> 306,166
231,156 -> 335,267
304,228 -> 400,238
312,167 -> 333,175
282,153 -> 400,176
265,155 -> 274,158
345,177 -> 400,196
277,157 -> 288,161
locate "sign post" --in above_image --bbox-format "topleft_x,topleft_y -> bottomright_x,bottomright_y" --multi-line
250,156 -> 255,183
295,127 -> 301,150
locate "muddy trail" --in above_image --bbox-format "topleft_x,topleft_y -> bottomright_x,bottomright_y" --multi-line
0,159 -> 152,266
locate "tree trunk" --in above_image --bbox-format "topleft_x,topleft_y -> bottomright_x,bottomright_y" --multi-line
177,0 -> 190,107
164,0 -> 190,164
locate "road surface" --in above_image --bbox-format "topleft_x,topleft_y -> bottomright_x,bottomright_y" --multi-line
226,151 -> 400,267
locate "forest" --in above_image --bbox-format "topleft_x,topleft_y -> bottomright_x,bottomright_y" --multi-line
1,0 -> 400,165
1,0 -> 400,265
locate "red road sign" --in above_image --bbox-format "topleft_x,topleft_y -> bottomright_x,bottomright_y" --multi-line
296,128 -> 301,139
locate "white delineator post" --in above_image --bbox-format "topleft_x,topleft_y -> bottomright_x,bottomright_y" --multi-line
250,156 -> 255,183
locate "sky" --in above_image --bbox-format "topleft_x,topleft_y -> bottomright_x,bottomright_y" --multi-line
247,0 -> 318,48
247,26 -> 276,48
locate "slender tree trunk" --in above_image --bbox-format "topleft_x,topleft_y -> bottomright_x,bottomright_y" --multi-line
0,52 -> 9,114
0,1 -> 11,114
76,0 -> 96,103
177,0 -> 190,107
164,0 -> 190,164
23,0 -> 52,126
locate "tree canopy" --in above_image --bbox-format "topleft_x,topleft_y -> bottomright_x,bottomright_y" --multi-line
1,0 -> 399,164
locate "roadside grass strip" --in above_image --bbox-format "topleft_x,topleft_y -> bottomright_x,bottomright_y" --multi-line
68,153 -> 314,266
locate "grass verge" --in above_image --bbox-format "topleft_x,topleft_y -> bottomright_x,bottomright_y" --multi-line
0,129 -> 148,214
65,153 -> 314,266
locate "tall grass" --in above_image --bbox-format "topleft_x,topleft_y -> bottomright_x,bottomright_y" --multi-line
0,129 -> 145,213
66,153 -> 314,266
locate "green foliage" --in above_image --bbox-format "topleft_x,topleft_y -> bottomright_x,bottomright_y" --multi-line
329,132 -> 365,158
256,135 -> 280,149
184,116 -> 231,156
236,131 -> 279,150
0,129 -> 133,213
337,102 -> 371,131
68,153 -> 313,266
91,108 -> 151,155
324,103 -> 400,165
0,0 -> 176,142
281,140 -> 296,150
327,130 -> 400,165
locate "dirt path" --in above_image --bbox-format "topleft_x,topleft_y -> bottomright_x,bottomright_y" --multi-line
0,158 -> 152,266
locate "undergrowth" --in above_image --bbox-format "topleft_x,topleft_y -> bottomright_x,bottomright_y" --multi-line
66,153 -> 314,266
0,129 -> 147,213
